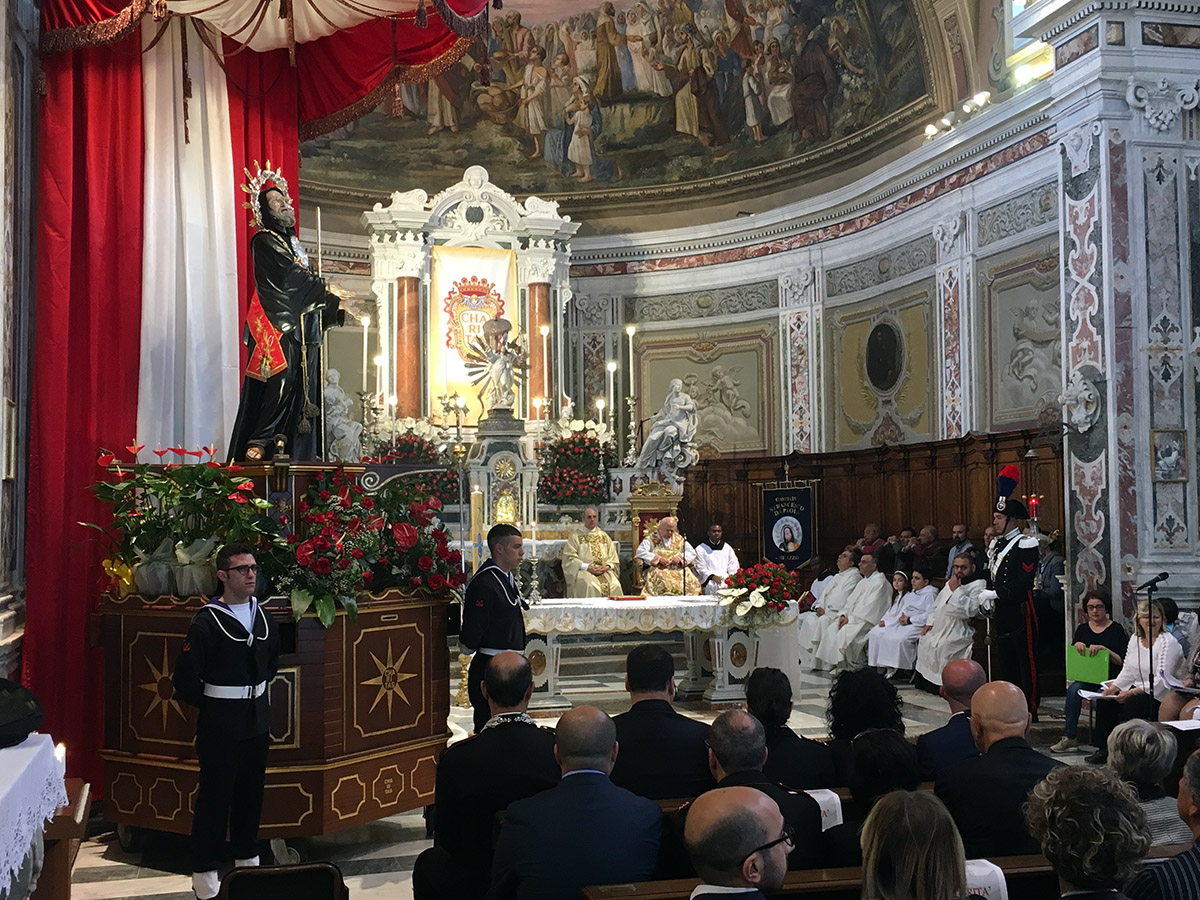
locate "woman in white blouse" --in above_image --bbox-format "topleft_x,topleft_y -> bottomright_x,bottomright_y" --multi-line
1087,599 -> 1183,764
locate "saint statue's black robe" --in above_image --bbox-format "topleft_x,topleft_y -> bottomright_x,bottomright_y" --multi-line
227,228 -> 342,461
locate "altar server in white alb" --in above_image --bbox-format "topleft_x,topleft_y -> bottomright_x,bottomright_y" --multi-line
815,550 -> 891,669
800,548 -> 862,669
694,523 -> 740,597
867,568 -> 939,677
914,552 -> 987,689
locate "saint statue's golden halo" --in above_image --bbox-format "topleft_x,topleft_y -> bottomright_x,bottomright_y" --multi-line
240,159 -> 292,231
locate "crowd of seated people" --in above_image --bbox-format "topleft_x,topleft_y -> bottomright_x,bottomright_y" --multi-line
418,638 -> 1200,900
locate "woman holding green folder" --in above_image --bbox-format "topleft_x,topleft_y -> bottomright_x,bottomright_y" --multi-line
1050,589 -> 1127,754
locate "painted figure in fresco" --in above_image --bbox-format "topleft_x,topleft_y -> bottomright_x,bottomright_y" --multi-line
790,23 -> 837,141
515,46 -> 551,158
566,77 -> 597,181
594,3 -> 628,102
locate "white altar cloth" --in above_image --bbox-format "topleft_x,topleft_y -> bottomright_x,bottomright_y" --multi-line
0,733 -> 67,889
524,596 -> 721,635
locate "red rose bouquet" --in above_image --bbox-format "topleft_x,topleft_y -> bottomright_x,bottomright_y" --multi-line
717,562 -> 803,628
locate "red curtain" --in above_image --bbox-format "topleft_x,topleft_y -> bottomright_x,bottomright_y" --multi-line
24,36 -> 145,783
224,43 -> 301,329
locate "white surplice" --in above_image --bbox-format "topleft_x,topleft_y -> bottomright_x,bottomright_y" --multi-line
867,584 -> 938,669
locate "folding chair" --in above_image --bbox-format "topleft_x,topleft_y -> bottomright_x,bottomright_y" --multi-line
217,861 -> 350,900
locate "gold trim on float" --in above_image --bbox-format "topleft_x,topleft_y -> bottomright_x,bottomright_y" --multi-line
331,775 -> 368,820
371,766 -> 406,809
147,777 -> 183,821
262,783 -> 316,828
408,755 -> 438,799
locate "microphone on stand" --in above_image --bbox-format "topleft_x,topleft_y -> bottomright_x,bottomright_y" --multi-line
1136,572 -> 1170,592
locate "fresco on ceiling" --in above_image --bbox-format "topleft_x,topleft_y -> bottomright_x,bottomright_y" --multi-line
300,0 -> 930,198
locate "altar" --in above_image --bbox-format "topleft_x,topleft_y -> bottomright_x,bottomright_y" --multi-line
520,597 -> 802,706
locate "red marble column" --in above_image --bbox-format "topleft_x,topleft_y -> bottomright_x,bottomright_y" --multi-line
395,276 -> 421,418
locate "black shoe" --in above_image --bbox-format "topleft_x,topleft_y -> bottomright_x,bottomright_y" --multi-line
1084,751 -> 1107,765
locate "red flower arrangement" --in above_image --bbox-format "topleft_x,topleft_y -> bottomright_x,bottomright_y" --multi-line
537,432 -> 613,505
718,562 -> 804,628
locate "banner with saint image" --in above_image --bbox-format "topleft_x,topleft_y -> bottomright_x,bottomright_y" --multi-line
429,245 -> 518,425
762,485 -> 816,569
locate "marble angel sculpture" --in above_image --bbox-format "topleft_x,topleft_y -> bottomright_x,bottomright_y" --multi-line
635,378 -> 699,482
323,369 -> 363,461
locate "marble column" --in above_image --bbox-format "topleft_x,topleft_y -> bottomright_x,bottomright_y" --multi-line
395,275 -> 421,418
528,281 -> 551,407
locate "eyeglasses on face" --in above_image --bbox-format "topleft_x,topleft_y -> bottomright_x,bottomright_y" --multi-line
1085,603 -> 1106,610
743,824 -> 794,864
222,564 -> 259,576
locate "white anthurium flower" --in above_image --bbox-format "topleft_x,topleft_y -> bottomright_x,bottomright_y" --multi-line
750,588 -> 766,608
718,587 -> 746,606
735,600 -> 754,617
570,419 -> 586,432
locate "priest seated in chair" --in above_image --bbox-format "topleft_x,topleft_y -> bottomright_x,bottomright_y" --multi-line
636,517 -> 700,596
562,507 -> 623,597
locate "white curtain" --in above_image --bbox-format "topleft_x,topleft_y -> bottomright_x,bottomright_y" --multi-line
138,18 -> 240,456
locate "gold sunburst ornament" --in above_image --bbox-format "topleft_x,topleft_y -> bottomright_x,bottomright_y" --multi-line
240,159 -> 292,231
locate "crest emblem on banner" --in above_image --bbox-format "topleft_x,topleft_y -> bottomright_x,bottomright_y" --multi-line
444,276 -> 504,358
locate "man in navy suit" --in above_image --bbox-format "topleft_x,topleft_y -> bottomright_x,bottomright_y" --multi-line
684,786 -> 791,900
935,681 -> 1061,858
916,658 -> 987,781
488,705 -> 661,900
610,643 -> 714,799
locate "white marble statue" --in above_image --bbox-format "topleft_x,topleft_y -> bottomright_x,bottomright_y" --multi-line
464,316 -> 529,415
323,369 -> 363,461
635,378 -> 699,481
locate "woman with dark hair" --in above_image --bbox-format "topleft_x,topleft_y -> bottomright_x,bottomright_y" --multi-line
826,668 -> 904,786
745,667 -> 835,789
1051,589 -> 1127,753
1159,596 -> 1191,657
826,728 -> 920,867
1024,765 -> 1149,898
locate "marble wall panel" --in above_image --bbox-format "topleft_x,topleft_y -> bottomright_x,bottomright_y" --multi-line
1190,164 -> 1200,552
977,183 -> 1059,247
624,281 -> 777,323
825,236 -> 937,297
826,279 -> 935,450
786,308 -> 812,454
978,240 -> 1062,430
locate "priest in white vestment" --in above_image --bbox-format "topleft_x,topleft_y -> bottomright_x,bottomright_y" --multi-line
799,548 -> 862,668
815,550 -> 891,669
915,553 -> 988,687
867,569 -> 939,674
561,507 -> 622,597
694,523 -> 739,596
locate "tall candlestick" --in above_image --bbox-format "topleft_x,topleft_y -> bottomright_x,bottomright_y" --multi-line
361,315 -> 371,393
606,361 -> 617,423
625,324 -> 636,387
470,485 -> 483,571
316,206 -> 323,277
373,354 -> 384,402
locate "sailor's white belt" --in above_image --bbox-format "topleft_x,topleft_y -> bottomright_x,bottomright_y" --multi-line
203,681 -> 266,700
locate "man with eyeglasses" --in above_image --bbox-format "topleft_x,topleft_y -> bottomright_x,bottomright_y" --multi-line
684,786 -> 792,898
173,542 -> 280,900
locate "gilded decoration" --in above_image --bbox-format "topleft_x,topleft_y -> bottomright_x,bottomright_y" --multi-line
300,0 -> 939,208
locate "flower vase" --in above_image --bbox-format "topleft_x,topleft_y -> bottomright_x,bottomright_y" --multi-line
752,611 -> 802,697
175,537 -> 220,598
133,537 -> 178,597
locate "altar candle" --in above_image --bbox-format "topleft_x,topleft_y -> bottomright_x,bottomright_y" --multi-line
373,354 -> 384,400
470,486 -> 483,569
606,361 -> 617,420
1029,495 -> 1039,518
625,324 -> 636,378
361,315 -> 372,393
532,518 -> 538,558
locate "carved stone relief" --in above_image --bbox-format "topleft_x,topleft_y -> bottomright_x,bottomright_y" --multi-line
825,236 -> 937,297
625,281 -> 778,323
977,184 -> 1059,246
1126,77 -> 1200,133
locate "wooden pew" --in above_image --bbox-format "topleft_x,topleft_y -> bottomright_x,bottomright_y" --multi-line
31,777 -> 90,900
579,844 -> 1193,900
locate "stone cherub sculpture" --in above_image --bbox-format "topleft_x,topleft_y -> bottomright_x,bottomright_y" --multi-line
464,316 -> 529,416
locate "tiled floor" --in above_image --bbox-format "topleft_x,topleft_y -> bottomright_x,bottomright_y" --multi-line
71,667 -> 1078,899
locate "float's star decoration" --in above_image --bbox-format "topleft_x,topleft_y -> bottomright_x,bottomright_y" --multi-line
138,643 -> 186,731
362,640 -> 419,718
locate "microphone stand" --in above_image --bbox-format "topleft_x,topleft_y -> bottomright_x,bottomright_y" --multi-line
1146,580 -> 1159,707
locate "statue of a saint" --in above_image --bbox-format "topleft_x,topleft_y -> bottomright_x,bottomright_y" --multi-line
464,316 -> 528,415
635,378 -> 699,478
323,369 -> 363,461
228,164 -> 344,461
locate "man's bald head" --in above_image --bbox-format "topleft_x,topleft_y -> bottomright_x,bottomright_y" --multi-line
583,507 -> 599,529
482,651 -> 534,712
554,706 -> 618,774
969,681 -> 1031,752
685,786 -> 787,890
941,659 -> 987,714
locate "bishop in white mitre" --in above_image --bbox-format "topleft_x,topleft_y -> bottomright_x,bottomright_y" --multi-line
800,548 -> 863,668
694,523 -> 740,596
815,550 -> 892,669
561,507 -> 622,597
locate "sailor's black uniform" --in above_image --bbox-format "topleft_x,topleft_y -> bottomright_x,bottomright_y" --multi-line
173,597 -> 280,874
460,560 -> 526,734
